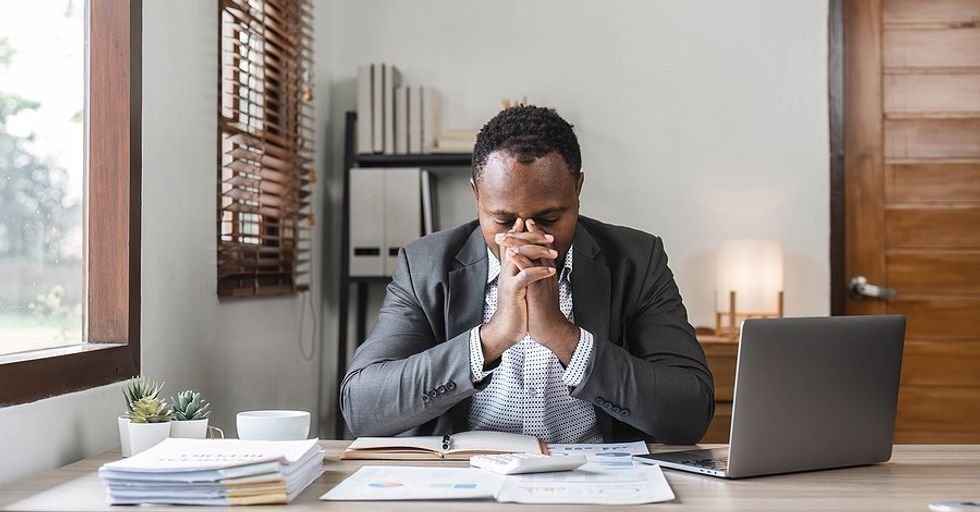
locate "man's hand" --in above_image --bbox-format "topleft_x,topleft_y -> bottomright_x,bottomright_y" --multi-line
480,218 -> 557,364
524,219 -> 580,365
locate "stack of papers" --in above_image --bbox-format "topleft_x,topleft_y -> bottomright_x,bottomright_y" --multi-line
99,438 -> 323,506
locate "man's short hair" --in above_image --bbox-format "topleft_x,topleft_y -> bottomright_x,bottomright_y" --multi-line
472,105 -> 582,183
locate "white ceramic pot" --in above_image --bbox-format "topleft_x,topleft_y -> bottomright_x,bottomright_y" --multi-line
170,418 -> 209,439
117,415 -> 132,457
237,410 -> 310,440
126,421 -> 171,456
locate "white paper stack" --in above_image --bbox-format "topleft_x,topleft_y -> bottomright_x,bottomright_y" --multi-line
433,129 -> 478,154
99,438 -> 323,506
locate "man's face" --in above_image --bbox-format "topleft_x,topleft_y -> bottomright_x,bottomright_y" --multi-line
471,150 -> 584,266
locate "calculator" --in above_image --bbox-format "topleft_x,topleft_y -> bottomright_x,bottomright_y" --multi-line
469,453 -> 587,475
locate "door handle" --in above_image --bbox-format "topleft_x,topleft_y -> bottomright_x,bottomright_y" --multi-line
848,276 -> 897,299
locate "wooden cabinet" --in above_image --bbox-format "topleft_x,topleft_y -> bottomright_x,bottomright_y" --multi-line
698,335 -> 739,443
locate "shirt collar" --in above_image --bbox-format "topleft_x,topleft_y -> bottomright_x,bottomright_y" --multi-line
486,245 -> 574,285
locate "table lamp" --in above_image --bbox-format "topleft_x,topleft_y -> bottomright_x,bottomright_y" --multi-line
715,239 -> 784,339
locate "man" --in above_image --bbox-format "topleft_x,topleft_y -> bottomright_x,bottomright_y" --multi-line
341,106 -> 714,444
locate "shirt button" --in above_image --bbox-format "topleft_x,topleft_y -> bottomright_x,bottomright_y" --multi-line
422,395 -> 429,402
612,406 -> 621,414
427,390 -> 438,398
595,397 -> 605,406
437,385 -> 447,394
622,408 -> 631,417
446,381 -> 456,391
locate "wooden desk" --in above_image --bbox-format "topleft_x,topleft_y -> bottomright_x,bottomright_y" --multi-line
2,442 -> 977,511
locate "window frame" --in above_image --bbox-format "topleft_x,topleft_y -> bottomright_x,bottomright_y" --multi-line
0,0 -> 141,406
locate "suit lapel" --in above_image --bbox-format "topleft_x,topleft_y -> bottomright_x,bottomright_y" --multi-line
446,226 -> 488,340
572,221 -> 610,344
571,220 -> 614,439
446,226 -> 488,433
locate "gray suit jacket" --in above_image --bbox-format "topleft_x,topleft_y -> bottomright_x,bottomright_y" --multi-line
340,216 -> 714,443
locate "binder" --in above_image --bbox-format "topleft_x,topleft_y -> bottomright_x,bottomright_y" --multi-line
371,64 -> 384,153
384,168 -> 422,274
395,86 -> 408,154
383,65 -> 400,154
408,86 -> 422,154
355,65 -> 372,154
421,169 -> 439,235
422,87 -> 441,154
349,168 -> 385,276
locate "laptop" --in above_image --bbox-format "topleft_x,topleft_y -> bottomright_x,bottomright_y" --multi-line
634,315 -> 905,479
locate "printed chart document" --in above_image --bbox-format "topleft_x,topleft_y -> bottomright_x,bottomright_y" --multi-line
320,466 -> 503,501
321,463 -> 674,505
495,463 -> 674,505
548,441 -> 650,462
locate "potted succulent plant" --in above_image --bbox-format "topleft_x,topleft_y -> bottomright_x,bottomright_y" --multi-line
118,377 -> 166,457
169,390 -> 212,439
125,396 -> 173,456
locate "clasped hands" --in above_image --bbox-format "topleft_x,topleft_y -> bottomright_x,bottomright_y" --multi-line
480,218 -> 580,366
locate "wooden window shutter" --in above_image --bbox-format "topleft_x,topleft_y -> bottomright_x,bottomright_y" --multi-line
218,0 -> 314,297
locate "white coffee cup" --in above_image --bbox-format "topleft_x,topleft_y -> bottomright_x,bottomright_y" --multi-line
236,410 -> 310,441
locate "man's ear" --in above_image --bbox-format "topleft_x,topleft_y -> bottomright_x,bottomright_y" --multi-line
470,178 -> 480,201
575,172 -> 585,196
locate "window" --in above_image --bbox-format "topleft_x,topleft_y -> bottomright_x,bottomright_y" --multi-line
0,0 -> 141,406
0,3 -> 84,356
218,0 -> 314,297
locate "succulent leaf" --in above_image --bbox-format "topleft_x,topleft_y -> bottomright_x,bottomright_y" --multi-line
123,376 -> 164,412
128,397 -> 173,423
170,389 -> 211,421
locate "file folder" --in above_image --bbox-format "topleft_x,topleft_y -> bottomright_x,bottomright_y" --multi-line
383,65 -> 400,155
372,64 -> 384,153
408,87 -> 422,154
384,168 -> 423,274
356,65 -> 372,154
349,168 -> 385,276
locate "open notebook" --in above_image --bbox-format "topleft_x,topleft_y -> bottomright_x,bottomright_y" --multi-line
341,431 -> 546,460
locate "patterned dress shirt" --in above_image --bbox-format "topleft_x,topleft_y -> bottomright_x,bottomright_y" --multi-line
467,246 -> 603,443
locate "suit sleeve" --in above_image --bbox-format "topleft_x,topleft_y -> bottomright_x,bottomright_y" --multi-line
339,249 -> 485,437
569,237 -> 715,444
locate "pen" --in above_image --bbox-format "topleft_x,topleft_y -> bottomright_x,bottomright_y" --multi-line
442,435 -> 452,451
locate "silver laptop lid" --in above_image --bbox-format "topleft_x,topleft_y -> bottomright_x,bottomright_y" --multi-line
726,315 -> 905,478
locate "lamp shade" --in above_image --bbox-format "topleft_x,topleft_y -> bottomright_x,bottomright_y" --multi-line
716,239 -> 784,314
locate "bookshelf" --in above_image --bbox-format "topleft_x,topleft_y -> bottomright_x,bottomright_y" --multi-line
335,111 -> 472,436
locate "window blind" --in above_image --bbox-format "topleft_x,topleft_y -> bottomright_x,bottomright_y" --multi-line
218,0 -> 314,297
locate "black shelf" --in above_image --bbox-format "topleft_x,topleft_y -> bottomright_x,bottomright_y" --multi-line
353,152 -> 472,168
347,275 -> 392,285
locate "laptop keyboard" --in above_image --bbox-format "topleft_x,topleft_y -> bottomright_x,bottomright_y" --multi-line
682,456 -> 729,469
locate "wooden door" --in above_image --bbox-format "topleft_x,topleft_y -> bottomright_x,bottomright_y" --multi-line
842,0 -> 980,443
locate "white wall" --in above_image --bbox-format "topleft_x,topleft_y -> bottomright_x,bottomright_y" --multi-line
0,0 -> 322,485
0,0 -> 830,484
320,0 -> 831,330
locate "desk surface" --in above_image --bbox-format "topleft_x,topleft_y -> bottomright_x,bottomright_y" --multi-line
1,442 -> 978,511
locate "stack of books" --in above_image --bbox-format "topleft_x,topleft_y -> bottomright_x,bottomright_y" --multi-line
98,438 -> 323,506
357,63 -> 474,156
